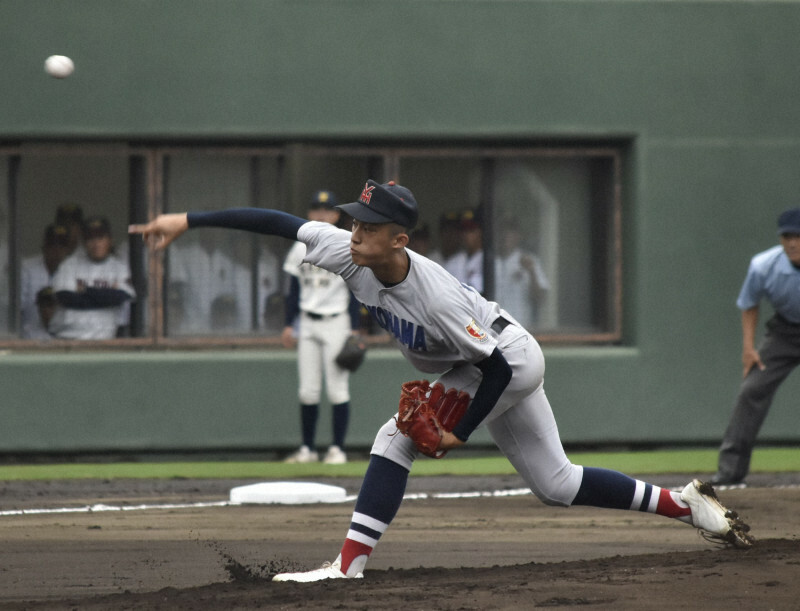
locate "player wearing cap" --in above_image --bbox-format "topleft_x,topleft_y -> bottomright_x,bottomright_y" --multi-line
131,179 -> 753,582
54,203 -> 84,256
494,218 -> 550,328
20,224 -> 72,339
458,208 -> 484,294
282,190 -> 362,465
711,207 -> 800,486
50,216 -> 135,339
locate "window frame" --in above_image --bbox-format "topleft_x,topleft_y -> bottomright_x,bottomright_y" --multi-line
0,141 -> 623,350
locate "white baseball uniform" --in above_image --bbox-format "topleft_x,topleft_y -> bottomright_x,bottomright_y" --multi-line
283,240 -> 352,405
168,242 -> 252,334
494,248 -> 549,328
462,249 -> 484,294
49,249 -> 135,340
20,253 -> 55,339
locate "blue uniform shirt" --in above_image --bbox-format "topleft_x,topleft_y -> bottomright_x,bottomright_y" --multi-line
736,245 -> 800,323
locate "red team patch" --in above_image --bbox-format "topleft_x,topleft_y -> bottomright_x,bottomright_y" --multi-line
465,319 -> 488,342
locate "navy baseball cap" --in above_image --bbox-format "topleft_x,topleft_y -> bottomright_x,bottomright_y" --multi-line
55,203 -> 83,225
83,216 -> 112,239
777,208 -> 800,235
309,190 -> 338,209
439,210 -> 461,229
44,224 -> 70,246
460,208 -> 482,230
337,180 -> 419,229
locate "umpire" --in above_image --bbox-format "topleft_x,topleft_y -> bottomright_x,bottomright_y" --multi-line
712,207 -> 800,486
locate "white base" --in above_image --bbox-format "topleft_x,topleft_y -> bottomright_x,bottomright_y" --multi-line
229,481 -> 347,505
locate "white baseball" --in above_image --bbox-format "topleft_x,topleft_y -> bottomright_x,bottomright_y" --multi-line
44,55 -> 75,79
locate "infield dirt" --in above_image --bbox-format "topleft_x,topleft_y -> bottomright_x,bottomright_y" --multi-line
0,473 -> 798,610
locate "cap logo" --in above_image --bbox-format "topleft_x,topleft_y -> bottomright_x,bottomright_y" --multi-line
359,183 -> 375,205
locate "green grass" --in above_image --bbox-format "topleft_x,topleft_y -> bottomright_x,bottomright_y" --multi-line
0,447 -> 798,482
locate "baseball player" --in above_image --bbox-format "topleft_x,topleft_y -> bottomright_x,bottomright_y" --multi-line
131,179 -> 753,582
167,231 -> 255,334
50,216 -> 135,339
20,224 -> 71,339
282,190 -> 362,465
494,218 -> 549,328
54,203 -> 84,256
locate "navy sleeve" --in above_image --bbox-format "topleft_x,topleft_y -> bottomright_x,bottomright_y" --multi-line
284,276 -> 300,326
450,347 -> 513,442
187,208 -> 306,241
56,287 -> 131,309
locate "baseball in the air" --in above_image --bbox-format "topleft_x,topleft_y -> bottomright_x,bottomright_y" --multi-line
44,55 -> 75,79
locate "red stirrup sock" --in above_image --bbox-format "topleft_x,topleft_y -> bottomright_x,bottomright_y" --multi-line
338,510 -> 390,575
654,487 -> 692,522
337,455 -> 408,576
339,537 -> 374,576
628,480 -> 692,523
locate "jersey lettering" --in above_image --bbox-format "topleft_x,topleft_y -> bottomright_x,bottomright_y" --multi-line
400,319 -> 415,347
365,304 -> 427,351
412,326 -> 427,350
76,278 -> 113,290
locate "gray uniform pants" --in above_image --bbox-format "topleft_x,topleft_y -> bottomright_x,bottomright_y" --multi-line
717,315 -> 800,481
371,321 -> 584,507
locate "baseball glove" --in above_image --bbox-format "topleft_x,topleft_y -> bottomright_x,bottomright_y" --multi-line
335,335 -> 367,372
393,380 -> 470,458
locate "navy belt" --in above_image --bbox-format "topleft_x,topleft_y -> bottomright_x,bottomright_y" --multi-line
491,316 -> 512,334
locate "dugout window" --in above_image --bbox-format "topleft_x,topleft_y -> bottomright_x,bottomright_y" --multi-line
0,142 -> 622,348
393,148 -> 622,343
277,144 -> 622,343
0,145 -> 145,346
160,151 -> 286,338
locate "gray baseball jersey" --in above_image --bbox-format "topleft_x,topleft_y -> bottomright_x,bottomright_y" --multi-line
299,221 -> 504,374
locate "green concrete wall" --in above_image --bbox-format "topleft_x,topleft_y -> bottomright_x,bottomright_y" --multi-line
1,0 -> 800,452
2,348 -> 647,452
1,351 -> 418,452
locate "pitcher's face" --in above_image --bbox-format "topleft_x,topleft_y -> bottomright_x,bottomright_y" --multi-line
348,220 -> 400,268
